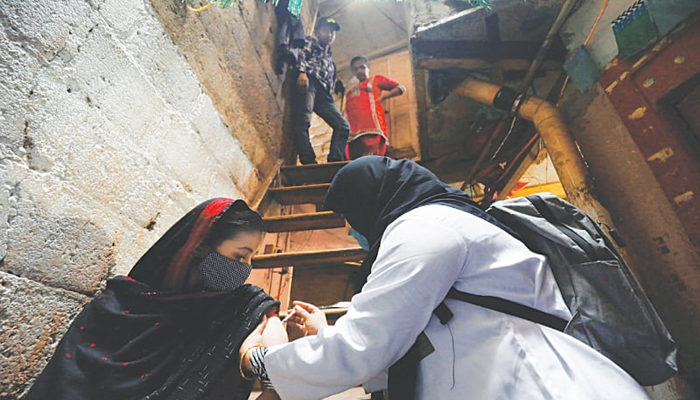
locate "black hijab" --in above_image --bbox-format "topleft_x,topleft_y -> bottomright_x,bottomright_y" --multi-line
24,198 -> 278,400
323,156 -> 515,292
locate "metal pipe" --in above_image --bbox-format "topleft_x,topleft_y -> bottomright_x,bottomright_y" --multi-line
454,76 -> 603,219
460,0 -> 578,190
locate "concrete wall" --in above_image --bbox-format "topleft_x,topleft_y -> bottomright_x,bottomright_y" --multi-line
0,0 -> 306,396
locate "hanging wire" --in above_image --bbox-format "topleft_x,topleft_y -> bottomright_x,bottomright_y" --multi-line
187,1 -> 212,11
182,0 -> 238,11
491,116 -> 518,161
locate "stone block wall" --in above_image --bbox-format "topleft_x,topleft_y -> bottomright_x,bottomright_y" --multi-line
0,0 -> 315,396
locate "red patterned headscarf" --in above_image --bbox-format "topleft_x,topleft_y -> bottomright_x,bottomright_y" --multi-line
129,198 -> 253,290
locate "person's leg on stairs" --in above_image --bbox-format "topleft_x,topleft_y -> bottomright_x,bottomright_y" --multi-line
291,86 -> 318,165
314,89 -> 349,163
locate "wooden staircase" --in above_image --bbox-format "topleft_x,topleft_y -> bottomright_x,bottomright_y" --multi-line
252,161 -> 362,314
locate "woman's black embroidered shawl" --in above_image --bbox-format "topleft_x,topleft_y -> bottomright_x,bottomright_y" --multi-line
25,198 -> 278,400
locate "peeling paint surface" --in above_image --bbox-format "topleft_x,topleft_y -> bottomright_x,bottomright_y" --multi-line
647,147 -> 674,162
674,191 -> 694,205
628,106 -> 647,120
606,80 -> 619,94
632,55 -> 649,69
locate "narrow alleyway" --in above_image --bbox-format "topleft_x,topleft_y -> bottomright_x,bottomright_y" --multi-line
2,0 -> 700,399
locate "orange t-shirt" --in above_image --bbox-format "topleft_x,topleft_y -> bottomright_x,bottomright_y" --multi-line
345,75 -> 401,142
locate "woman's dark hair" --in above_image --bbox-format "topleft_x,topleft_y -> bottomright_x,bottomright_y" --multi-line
205,209 -> 264,248
350,55 -> 369,70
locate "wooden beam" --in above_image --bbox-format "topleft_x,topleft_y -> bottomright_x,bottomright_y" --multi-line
410,38 -> 567,61
267,183 -> 331,205
264,211 -> 346,233
250,159 -> 283,211
415,58 -> 563,71
252,248 -> 366,269
281,161 -> 349,186
411,67 -> 431,160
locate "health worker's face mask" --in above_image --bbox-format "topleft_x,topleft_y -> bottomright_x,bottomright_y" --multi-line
349,227 -> 371,251
196,252 -> 252,291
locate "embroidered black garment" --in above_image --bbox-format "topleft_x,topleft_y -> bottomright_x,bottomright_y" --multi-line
24,199 -> 278,400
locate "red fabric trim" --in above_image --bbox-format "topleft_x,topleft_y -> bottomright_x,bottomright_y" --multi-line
162,198 -> 234,289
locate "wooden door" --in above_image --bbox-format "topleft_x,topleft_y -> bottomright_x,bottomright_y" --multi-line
370,51 -> 420,158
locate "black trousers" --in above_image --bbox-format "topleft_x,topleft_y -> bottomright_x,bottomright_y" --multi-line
291,77 -> 349,164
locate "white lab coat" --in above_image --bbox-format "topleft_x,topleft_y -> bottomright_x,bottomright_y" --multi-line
265,205 -> 650,400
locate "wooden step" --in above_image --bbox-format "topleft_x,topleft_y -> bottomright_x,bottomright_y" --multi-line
281,161 -> 349,186
252,247 -> 366,269
264,211 -> 345,233
267,183 -> 330,205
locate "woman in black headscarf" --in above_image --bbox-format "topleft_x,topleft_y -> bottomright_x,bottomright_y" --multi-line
239,157 -> 650,400
25,198 -> 285,400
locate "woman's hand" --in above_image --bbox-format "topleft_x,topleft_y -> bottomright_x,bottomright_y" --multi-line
286,314 -> 307,341
286,301 -> 328,336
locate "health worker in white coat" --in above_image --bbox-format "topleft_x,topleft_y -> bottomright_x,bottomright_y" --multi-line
239,156 -> 651,400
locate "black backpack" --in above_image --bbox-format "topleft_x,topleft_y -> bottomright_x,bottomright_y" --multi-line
445,193 -> 677,386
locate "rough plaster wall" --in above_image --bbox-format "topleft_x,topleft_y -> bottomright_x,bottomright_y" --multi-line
147,0 -> 319,174
148,0 -> 285,175
0,0 -> 284,396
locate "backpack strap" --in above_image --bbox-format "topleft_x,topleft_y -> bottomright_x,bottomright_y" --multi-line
440,287 -> 568,331
526,195 -> 599,258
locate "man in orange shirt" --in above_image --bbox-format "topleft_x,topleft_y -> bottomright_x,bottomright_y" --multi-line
344,56 -> 406,159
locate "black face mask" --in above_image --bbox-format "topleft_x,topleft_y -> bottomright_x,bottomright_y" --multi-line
196,252 -> 252,291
